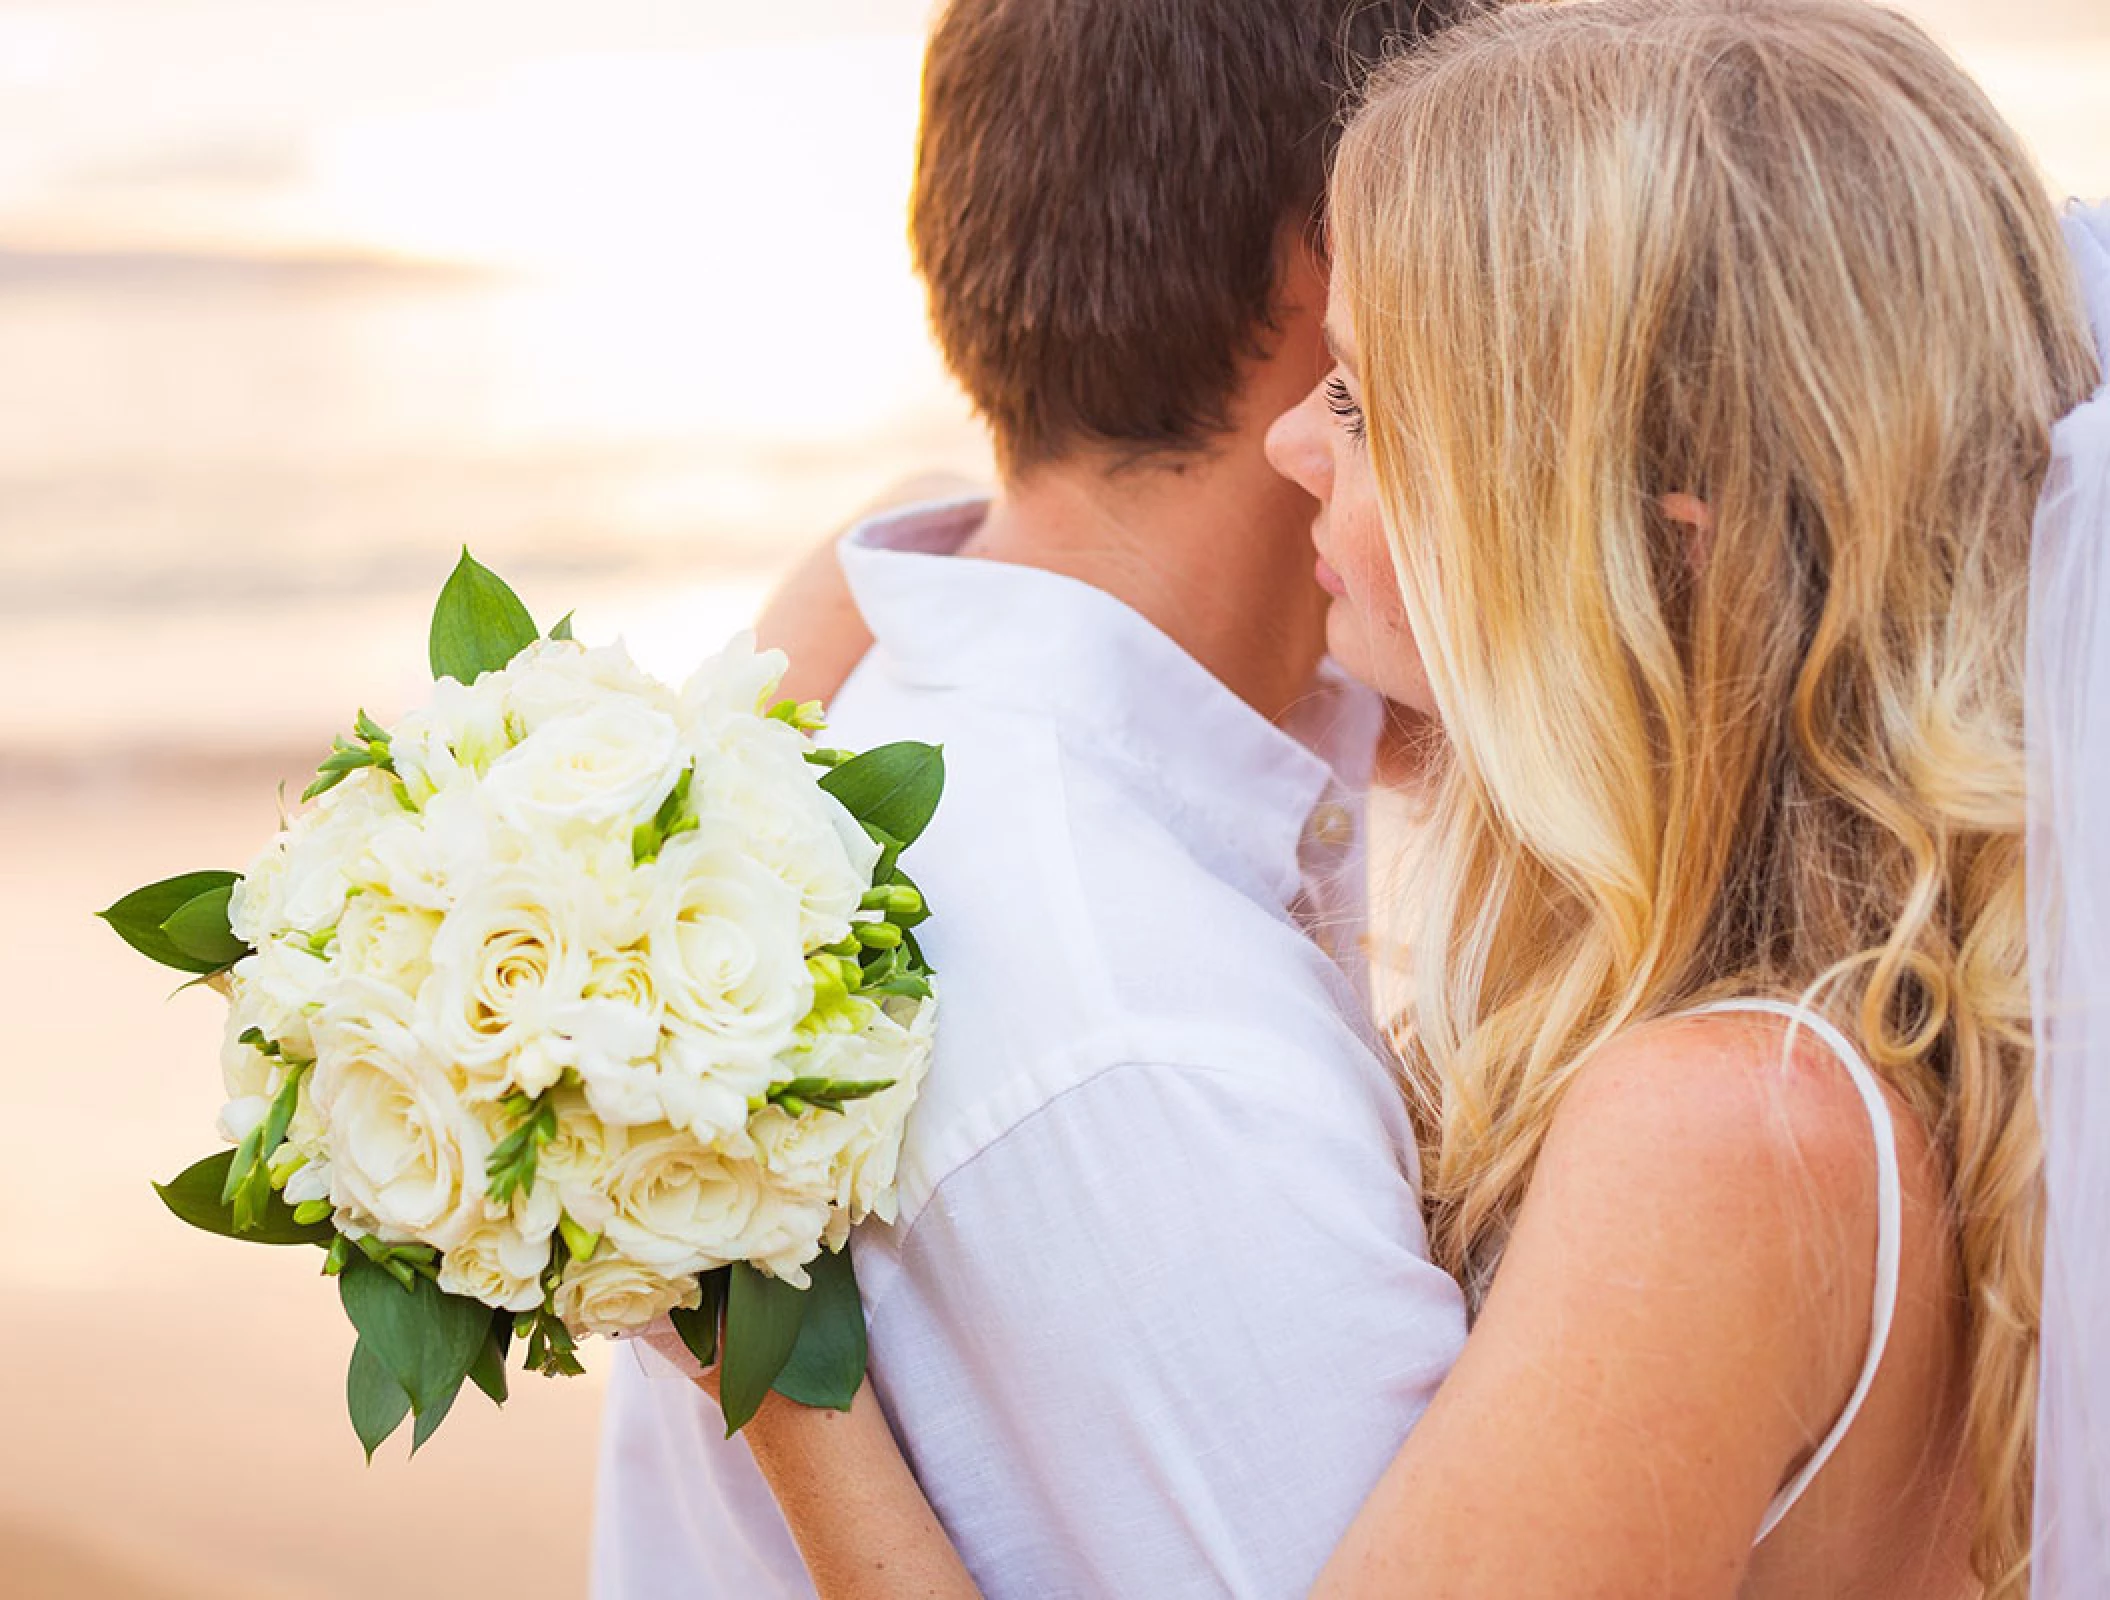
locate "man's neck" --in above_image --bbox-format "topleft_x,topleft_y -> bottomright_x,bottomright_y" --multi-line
962,448 -> 1330,725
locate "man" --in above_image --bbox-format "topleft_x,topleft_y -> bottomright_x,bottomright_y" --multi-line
594,3 -> 1471,1594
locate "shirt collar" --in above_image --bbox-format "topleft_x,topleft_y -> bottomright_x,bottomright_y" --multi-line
838,497 -> 1381,909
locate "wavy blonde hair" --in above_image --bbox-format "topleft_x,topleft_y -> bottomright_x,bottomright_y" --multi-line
1333,0 -> 2098,1589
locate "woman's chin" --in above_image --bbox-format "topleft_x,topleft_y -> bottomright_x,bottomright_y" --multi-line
1326,606 -> 1437,720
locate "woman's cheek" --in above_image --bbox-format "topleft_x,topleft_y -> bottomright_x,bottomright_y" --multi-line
1327,564 -> 1436,718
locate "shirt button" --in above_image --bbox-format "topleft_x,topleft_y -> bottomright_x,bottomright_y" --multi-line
1305,802 -> 1355,848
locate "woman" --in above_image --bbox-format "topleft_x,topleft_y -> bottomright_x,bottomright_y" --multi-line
684,1 -> 2104,1593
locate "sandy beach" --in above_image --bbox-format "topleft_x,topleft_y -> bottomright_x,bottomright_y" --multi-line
0,768 -> 615,1597
2,778 -> 559,1594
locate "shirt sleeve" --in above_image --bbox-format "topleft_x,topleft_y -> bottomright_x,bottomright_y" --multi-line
861,1056 -> 1469,1600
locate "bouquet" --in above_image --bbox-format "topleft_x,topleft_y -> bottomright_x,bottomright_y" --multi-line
102,552 -> 941,1455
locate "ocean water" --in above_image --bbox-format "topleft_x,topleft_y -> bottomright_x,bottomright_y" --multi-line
0,256 -> 990,766
0,15 -> 989,766
1,2 -> 2102,767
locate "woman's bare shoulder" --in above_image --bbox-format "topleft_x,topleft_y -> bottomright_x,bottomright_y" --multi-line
1542,1008 -> 1892,1219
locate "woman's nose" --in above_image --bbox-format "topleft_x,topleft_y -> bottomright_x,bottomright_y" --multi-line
1264,388 -> 1330,502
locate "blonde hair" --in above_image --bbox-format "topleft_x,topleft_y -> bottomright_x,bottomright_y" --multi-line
1334,0 -> 2099,1589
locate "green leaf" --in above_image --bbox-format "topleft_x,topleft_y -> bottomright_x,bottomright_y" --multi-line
720,1262 -> 809,1434
668,1268 -> 730,1369
347,1339 -> 412,1463
770,1245 -> 867,1412
161,884 -> 249,971
428,548 -> 538,683
548,611 -> 575,642
410,1370 -> 465,1453
468,1321 -> 510,1407
338,1256 -> 491,1418
153,1151 -> 334,1245
99,870 -> 241,973
867,973 -> 935,1000
819,743 -> 945,850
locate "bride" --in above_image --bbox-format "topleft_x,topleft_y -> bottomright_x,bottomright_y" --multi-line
663,1 -> 2107,1593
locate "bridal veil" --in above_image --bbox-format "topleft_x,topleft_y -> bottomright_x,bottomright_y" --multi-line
2028,198 -> 2110,1594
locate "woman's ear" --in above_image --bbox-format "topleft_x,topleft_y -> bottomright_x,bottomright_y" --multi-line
1657,492 -> 1715,572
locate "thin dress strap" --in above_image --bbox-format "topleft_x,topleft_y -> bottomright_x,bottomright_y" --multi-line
1683,997 -> 1904,1544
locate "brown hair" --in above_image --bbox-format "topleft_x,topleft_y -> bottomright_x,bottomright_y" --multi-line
911,0 -> 1478,476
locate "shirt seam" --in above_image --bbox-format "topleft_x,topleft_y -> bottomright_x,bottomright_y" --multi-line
861,1042 -> 1384,1331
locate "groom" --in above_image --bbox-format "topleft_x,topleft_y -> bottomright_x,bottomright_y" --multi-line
594,2 -> 1471,1594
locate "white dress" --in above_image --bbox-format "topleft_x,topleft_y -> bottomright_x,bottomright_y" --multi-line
1684,997 -> 1906,1543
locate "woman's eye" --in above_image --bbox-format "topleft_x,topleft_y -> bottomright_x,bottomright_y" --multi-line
1323,376 -> 1366,442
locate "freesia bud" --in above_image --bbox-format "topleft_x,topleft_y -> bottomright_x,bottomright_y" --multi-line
557,1212 -> 602,1263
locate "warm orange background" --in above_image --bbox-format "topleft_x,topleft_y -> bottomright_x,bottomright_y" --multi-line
2,2 -> 2102,1595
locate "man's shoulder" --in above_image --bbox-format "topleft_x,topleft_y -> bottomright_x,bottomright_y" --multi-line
827,653 -> 1400,1167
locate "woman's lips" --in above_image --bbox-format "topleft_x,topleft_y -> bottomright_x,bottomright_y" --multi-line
1315,554 -> 1347,597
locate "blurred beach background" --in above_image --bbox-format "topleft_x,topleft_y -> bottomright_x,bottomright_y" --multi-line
1,1 -> 2103,1595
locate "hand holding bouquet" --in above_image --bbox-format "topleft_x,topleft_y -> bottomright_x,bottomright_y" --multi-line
102,554 -> 941,1455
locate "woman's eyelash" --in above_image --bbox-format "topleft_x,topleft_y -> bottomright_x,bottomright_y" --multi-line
1324,376 -> 1366,441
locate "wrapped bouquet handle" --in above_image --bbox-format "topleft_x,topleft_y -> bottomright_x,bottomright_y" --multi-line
101,551 -> 942,1454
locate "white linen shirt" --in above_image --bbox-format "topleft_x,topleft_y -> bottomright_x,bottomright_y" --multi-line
593,499 -> 1467,1600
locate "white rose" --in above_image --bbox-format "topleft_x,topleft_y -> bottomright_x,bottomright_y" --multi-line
232,774 -> 402,943
640,831 -> 812,1071
600,1127 -> 826,1280
538,1084 -> 628,1233
387,670 -> 515,803
754,995 -> 934,1238
587,1018 -> 767,1145
551,1251 -> 700,1340
830,998 -> 935,1224
563,940 -> 761,1140
677,633 -> 788,739
548,1000 -> 663,1114
229,839 -> 290,948
419,856 -> 595,1099
733,1189 -> 835,1287
310,979 -> 489,1250
227,936 -> 331,1061
436,1207 -> 557,1313
359,782 -> 497,915
335,892 -> 442,996
692,720 -> 881,952
503,640 -> 678,733
216,998 -> 281,1144
299,777 -> 411,929
279,1070 -> 333,1205
480,697 -> 685,846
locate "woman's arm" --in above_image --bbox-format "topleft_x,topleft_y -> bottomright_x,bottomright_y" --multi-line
647,1023 -> 1875,1600
753,472 -> 984,705
753,536 -> 871,707
706,474 -> 991,1594
1314,1014 -> 1885,1598
736,1383 -> 981,1599
635,1325 -> 980,1599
